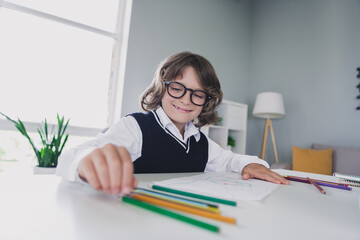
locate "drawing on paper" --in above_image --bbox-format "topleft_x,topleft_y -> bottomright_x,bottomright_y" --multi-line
153,172 -> 278,201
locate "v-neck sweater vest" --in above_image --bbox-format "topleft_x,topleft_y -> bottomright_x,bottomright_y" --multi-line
130,112 -> 209,173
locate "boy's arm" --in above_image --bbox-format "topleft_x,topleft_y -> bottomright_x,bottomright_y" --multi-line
204,137 -> 268,173
55,142 -> 96,182
56,116 -> 142,183
204,137 -> 289,184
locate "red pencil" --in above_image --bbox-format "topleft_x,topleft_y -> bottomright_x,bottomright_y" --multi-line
307,177 -> 326,194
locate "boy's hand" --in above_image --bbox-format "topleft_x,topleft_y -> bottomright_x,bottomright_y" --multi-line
242,163 -> 290,185
77,144 -> 138,195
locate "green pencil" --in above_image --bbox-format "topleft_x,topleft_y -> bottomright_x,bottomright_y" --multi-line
152,185 -> 237,206
122,196 -> 220,232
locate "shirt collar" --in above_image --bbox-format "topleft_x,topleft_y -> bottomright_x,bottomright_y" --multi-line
154,107 -> 201,142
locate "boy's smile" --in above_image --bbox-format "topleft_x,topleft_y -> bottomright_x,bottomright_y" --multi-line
172,104 -> 192,113
161,67 -> 204,135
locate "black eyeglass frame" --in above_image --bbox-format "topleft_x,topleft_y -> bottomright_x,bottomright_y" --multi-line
164,81 -> 212,106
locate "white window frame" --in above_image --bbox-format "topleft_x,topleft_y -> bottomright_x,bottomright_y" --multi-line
0,0 -> 132,136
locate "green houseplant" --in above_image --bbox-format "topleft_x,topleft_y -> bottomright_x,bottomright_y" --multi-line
0,113 -> 69,168
215,111 -> 223,125
227,135 -> 236,149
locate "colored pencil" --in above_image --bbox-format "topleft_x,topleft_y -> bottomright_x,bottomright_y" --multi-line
285,175 -> 348,186
133,191 -> 220,214
152,185 -> 237,206
122,196 -> 219,232
316,181 -> 352,190
306,177 -> 326,194
284,175 -> 350,189
131,192 -> 236,224
284,176 -> 352,191
136,187 -> 218,208
134,188 -> 220,213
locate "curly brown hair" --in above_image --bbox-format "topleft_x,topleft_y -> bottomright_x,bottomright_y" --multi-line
140,51 -> 223,128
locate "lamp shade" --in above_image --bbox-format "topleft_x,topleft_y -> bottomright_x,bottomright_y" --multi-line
253,92 -> 285,119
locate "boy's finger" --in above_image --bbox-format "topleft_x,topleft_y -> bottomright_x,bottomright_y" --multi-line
251,168 -> 277,183
78,158 -> 102,191
91,150 -> 111,194
103,144 -> 123,194
263,170 -> 289,184
133,176 -> 138,188
263,174 -> 281,184
273,173 -> 290,184
117,146 -> 134,195
242,173 -> 250,180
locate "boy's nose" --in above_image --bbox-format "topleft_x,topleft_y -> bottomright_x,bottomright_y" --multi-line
180,90 -> 192,105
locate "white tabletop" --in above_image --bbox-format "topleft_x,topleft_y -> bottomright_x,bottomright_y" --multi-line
0,169 -> 359,240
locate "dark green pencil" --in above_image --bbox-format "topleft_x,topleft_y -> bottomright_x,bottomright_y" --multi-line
122,196 -> 220,232
152,185 -> 237,206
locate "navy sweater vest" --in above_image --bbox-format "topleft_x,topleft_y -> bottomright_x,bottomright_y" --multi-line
130,112 -> 209,173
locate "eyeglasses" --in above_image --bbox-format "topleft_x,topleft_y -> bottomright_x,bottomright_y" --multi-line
165,81 -> 212,106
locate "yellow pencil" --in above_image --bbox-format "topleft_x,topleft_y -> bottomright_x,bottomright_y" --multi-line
131,192 -> 236,224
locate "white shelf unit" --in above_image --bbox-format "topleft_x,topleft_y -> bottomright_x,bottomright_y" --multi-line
202,100 -> 248,154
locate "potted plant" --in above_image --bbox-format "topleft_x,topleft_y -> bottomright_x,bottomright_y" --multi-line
227,135 -> 236,151
0,113 -> 69,174
214,111 -> 223,125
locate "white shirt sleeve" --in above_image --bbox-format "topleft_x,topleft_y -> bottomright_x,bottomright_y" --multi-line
204,137 -> 269,173
56,116 -> 142,182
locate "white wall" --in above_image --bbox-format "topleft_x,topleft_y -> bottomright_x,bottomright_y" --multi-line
122,0 -> 360,165
121,0 -> 251,115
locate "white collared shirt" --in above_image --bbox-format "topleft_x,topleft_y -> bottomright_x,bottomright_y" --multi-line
56,107 -> 269,182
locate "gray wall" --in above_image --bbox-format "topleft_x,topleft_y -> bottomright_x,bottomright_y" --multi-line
122,0 -> 252,115
247,0 -> 360,164
122,0 -> 360,165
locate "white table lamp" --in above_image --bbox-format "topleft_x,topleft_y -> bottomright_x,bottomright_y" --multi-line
253,92 -> 285,163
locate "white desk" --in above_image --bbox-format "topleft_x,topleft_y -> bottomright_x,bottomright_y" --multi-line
0,169 -> 359,240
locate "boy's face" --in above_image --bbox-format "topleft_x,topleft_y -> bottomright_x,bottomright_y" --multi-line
161,66 -> 204,133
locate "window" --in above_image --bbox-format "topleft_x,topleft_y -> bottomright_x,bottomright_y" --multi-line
7,0 -> 120,32
0,0 -> 133,171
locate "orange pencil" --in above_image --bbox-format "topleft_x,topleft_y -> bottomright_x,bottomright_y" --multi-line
306,177 -> 326,194
130,192 -> 236,224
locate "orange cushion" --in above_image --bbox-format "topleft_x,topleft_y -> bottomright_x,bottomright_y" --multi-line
292,146 -> 333,175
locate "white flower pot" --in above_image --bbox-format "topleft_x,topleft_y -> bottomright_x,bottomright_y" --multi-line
33,166 -> 56,174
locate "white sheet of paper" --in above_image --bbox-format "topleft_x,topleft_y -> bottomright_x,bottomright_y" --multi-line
153,172 -> 279,202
